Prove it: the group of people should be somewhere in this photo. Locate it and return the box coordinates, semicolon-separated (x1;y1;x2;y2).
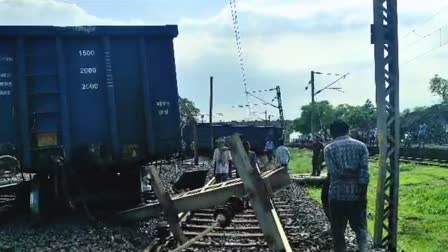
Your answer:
211;120;369;252
211;138;260;183
211;138;290;183
401;123;429;148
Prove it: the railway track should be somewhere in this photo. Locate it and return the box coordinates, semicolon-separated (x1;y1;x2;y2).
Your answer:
370;155;448;168
0;183;17;220
152;196;297;251
139;168;293;252
0;194;15;206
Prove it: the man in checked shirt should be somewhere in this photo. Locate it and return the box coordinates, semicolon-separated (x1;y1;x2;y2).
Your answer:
324;119;369;252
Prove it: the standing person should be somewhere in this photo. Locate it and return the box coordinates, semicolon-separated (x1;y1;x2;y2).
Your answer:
319;147;330;221
212;139;232;183
445;124;448;145
373;128;378;145
275;139;291;171
242;141;260;172
264;139;274;162
369;129;375;145
418;123;428;148
311;137;324;176
404;132;412;148
321;173;331;221
324;119;369;252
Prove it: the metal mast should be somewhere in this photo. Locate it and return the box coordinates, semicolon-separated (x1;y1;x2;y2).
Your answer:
371;0;400;251
275;86;285;138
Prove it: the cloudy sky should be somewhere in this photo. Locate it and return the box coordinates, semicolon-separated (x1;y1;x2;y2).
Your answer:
2;0;448;121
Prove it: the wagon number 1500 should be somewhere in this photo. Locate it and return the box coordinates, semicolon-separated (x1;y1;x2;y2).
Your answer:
79;50;95;56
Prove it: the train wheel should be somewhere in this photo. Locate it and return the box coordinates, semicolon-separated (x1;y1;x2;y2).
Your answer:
15;181;31;214
29;175;52;219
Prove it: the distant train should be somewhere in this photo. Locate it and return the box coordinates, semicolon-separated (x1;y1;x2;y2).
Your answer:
0;25;181;215
183;123;283;155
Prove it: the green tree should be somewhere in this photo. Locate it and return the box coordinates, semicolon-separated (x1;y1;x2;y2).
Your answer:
294;101;336;135
294;100;377;141
179;97;200;122
344;100;376;133
430;75;448;103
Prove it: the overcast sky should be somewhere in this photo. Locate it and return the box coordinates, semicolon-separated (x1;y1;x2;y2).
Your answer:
2;0;448;121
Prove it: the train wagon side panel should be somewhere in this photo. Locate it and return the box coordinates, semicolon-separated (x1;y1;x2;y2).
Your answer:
0;26;180;172
183;124;282;155
0;38;17;157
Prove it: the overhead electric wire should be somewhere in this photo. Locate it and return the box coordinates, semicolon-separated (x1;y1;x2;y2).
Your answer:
248;88;276;93
403;26;443;48
229;0;251;116
245;92;278;108
314;73;350;96
400;5;448;40
403;41;448;65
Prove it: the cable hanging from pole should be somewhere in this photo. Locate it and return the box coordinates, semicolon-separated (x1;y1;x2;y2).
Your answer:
305;71;346;91
247;88;276;93
314;72;350;96
245;92;278;108
229;0;251;117
232;103;269;108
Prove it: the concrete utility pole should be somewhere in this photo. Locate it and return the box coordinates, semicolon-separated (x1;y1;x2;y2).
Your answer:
209;76;214;153
372;0;400;251
310;71;316;141
264;110;268;126
192;119;198;165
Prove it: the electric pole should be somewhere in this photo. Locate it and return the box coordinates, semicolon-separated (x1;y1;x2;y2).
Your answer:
209;76;214;153
264;110;268;126
192;119;198;165
310;71;316;141
308;71;348;141
372;0;400;251
275;86;285;140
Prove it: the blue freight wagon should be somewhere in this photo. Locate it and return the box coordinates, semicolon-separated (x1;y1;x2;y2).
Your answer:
183;123;282;156
0;25;181;215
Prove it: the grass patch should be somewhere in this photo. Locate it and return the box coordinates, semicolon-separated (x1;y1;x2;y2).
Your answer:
290;148;313;174
302;149;448;252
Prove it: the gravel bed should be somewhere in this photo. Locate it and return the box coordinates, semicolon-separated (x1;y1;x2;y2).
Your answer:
0;216;160;251
169;183;385;252
276;183;385;252
1;160;384;252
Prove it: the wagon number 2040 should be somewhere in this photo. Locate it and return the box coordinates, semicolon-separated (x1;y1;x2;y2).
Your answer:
81;83;99;90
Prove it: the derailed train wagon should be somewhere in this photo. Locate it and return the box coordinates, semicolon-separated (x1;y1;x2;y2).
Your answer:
183;123;283;155
0;25;180;215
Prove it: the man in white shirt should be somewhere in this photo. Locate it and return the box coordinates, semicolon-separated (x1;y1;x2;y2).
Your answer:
212;139;233;182
275;140;290;171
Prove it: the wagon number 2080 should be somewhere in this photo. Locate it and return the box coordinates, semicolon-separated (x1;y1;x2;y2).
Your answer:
80;67;97;74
